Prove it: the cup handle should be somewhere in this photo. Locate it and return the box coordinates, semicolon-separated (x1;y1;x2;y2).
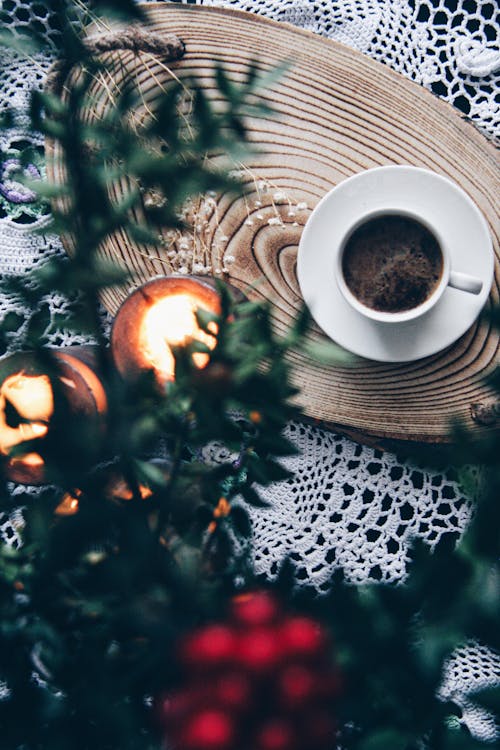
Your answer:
448;271;483;295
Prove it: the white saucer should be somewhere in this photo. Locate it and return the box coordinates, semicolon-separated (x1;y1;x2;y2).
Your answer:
297;166;494;362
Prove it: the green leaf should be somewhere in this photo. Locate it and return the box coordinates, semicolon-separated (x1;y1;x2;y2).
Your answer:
441;724;490;750
358;729;410;750
132;459;169;490
4;398;24;429
22;178;66;200
230;505;252;537
1;311;24;333
240;484;270;508
252;432;299;457
195;308;220;332
260;458;292;482
472;685;500;714
26;303;51;343
34;91;68;118
38;118;66;140
126;222;162;245
0;109;14;129
90;258;131;288
245;58;291;95
215;63;238;101
0;29;41;55
285;305;311;342
188;340;212;356
245;59;259;89
111;188;141;219
246;452;292;485
90;0;145;22
301;337;355;366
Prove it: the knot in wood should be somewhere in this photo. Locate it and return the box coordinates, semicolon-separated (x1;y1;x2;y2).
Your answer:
470;398;500;426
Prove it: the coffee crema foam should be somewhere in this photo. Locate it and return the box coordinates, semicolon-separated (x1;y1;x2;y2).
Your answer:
342;215;443;313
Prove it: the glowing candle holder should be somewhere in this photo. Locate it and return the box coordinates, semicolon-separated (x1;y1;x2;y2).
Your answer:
0;347;107;485
111;276;226;388
54;460;170;516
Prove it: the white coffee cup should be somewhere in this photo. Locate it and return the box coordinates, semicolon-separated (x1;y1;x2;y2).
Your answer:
335;208;483;324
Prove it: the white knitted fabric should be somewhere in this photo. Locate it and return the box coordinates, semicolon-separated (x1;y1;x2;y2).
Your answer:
439;643;500;743
201;424;476;588
0;0;498;743
202;0;500;140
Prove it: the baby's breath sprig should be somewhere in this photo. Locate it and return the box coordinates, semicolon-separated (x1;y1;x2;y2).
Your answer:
155;192;233;277
232;163;308;229
139;166;307;278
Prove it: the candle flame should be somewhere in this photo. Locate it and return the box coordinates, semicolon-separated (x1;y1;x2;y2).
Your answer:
106;478;153;502
0;373;53;464
2;373;53;422
59;376;76;389
55;489;82;516
54;480;153;515
11;452;44;467
139;293;218;381
22;422;48;438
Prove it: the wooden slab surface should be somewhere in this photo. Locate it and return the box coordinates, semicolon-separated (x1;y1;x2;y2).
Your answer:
45;3;500;443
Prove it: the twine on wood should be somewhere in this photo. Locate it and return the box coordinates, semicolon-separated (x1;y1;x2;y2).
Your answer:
45;25;185;96
85;26;185;58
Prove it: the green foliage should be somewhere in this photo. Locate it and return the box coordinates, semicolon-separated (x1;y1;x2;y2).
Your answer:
0;2;498;750
0;2;307;747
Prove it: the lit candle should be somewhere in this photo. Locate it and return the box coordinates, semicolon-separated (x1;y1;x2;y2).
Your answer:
0;371;53;483
0;348;107;485
54;461;169;516
111;276;223;387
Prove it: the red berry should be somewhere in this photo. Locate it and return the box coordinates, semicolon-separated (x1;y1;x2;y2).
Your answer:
215;671;252;710
181;625;237;669
255;718;296;750
237;627;281;673
231;592;279;627
277;664;317;707
180;708;235;750
279;617;326;659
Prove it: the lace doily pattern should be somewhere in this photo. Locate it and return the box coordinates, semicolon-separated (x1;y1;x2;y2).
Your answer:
439;642;500;743
0;0;64;49
0;134;50;225
0;506;24;549
0;10;107;356
201;0;500;139
203;421;475;589
0;49;55;136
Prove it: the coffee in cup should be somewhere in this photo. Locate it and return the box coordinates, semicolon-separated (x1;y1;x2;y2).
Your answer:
341;213;443;313
335;208;483;324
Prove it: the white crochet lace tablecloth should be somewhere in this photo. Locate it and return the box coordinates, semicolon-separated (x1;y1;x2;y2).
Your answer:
0;0;498;742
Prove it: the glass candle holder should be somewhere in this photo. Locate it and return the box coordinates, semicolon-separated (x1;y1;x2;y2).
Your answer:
0;347;107;485
110;276;226;388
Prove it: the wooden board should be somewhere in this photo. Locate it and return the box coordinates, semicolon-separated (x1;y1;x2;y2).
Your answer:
45;3;500;443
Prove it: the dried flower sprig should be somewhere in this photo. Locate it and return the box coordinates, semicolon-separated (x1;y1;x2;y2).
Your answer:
137;165;308;279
